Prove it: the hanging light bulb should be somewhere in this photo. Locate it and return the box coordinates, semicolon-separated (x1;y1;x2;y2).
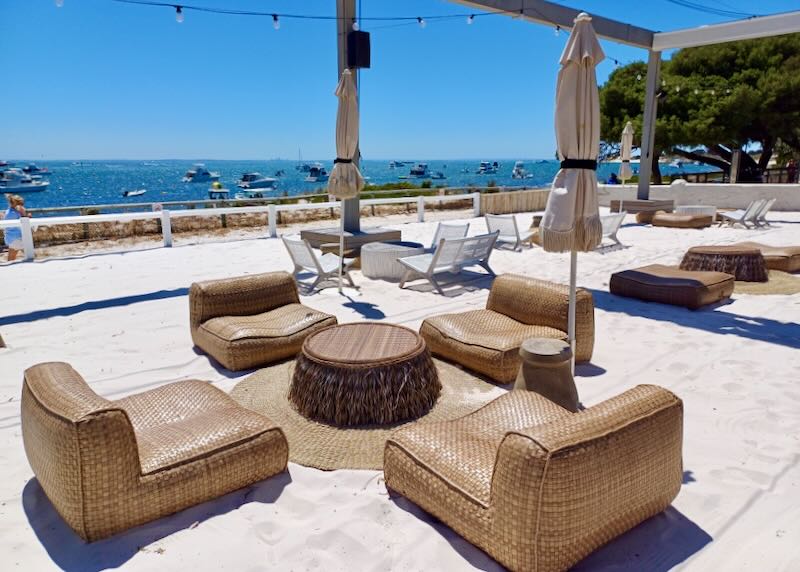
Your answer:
175;6;184;23
467;14;475;25
675;85;681;93
661;78;666;87
417;17;426;29
272;14;280;30
694;88;699;95
55;0;64;7
352;18;359;31
636;73;642;81
554;25;561;37
710;89;716;95
725;88;731;94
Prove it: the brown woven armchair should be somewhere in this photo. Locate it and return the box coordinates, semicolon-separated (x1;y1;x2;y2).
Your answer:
21;362;289;542
420;274;594;383
190;271;337;371
385;385;683;572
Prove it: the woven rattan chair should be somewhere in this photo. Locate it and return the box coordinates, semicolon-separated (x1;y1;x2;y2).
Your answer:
384;384;683;572
420;273;594;383
190;271;337;371
21;362;289;542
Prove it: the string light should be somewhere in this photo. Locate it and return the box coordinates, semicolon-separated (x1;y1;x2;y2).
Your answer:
417;16;426;29
636;73;642;81
55;0;64;7
675;85;681;92
694;88;699;94
467;14;475;25
272;14;280;30
175;5;183;23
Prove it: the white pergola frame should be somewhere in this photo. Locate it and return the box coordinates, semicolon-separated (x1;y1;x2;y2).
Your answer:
335;1;800;228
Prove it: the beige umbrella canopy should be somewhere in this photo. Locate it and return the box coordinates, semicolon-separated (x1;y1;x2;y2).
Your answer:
540;12;604;253
328;69;364;293
539;12;604;369
619;121;634;182
328;69;365;199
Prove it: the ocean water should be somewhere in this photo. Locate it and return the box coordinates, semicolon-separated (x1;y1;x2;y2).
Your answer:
6;159;715;213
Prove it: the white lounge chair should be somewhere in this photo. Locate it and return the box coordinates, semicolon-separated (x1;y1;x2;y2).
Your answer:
754;198;776;227
398;231;499;295
282;236;356;292
599;211;627;246
484;214;534;251
718;199;765;228
428;222;470;251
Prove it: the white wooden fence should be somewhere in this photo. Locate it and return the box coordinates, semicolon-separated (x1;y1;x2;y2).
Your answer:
0;192;481;262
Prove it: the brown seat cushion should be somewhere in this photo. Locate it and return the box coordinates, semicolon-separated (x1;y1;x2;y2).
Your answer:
610;264;734;309
732;242;800;273
652;212;713;229
420;310;567;383
200;303;332;342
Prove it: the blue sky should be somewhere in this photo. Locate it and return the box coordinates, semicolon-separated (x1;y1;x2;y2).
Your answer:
0;0;795;160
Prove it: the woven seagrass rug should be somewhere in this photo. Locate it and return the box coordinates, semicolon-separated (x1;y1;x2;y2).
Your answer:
735;271;800;295
229;358;505;471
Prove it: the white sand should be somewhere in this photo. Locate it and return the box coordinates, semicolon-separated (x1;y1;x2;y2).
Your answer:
1;210;799;570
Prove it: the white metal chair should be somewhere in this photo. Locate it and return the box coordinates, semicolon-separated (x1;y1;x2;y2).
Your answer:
282;236;356;292
428;222;470;251
599;212;627;246
484;214;534;251
754;198;776;227
398;231;499;295
718;199;765;228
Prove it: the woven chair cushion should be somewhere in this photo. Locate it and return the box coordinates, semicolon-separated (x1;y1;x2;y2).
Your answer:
610;264;734;309
651;212;713;228
199;304;333;342
387;391;571;506
732;242;800;273
425;310;566;352
115;380;283;475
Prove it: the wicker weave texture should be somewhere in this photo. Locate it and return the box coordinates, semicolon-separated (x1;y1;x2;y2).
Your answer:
680;248;768;282
190;272;337;370
21;362;289;542
719;242;800;273
610;265;735;310
384;384;683;572
421;274;594;383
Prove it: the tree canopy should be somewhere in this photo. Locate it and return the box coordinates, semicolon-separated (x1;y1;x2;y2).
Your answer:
599;34;800;182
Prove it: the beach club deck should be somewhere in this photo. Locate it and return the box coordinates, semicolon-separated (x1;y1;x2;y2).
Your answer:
1;210;799;570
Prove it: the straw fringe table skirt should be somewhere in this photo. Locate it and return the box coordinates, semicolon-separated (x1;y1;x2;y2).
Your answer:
680;246;768;282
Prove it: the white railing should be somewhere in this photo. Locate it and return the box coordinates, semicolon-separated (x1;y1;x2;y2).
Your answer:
0;192;481;262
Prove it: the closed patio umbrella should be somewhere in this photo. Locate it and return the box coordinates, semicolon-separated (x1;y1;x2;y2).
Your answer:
328;69;365;293
539;12;604;369
619;120;634;189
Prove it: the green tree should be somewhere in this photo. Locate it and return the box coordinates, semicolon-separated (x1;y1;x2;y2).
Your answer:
600;35;800;183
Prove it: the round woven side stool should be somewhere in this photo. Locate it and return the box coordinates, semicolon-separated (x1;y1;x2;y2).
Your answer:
513;338;579;412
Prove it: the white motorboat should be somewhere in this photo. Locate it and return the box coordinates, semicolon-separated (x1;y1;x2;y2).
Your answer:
208;182;231;200
234;188;269;200
476;161;499;174
22;163;51;176
237;172;278;189
122;189;147;197
304;164;329;183
430;170;446;180
0;168;49;192
182;163;220;183
408;163;430;178
389;160;408;169
511;161;528;179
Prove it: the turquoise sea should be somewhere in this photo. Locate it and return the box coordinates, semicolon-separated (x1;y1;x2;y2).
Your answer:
6;159;716;213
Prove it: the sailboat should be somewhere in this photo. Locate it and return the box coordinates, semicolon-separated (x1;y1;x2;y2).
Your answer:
295;148;313;173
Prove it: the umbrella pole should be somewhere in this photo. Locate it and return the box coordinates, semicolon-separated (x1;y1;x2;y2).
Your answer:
338;205;344;295
568;249;577;374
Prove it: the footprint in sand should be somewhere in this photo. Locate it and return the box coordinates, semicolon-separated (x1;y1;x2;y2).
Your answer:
710;467;772;487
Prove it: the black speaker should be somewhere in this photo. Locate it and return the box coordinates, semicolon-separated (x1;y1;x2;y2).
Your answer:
347;31;371;69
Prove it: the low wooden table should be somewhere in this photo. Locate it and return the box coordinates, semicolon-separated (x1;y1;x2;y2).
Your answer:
514;338;578;412
680;246;768;282
290;323;440;426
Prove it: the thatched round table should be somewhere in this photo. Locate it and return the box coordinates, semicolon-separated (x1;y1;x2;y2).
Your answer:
680;246;768;282
290;323;440;427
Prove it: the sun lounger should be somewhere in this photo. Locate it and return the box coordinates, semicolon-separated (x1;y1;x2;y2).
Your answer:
283;236;357;291
484;214;534;251
190;271;337;370
384;384;683;572
398;231;498;295
754;198;776;227
599;211;626;245
718;199;765;228
652;211;714;229
610;264;735;309
428;221;470;251
729;241;800;272
21;362;289;541
419;273;594;382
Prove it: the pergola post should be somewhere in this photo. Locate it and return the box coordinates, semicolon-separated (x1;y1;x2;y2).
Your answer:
637;50;661;200
336;0;360;233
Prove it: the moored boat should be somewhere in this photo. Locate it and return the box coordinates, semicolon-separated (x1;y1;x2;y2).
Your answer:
182;163;220;183
304;164;329;183
237;172;278;189
0;168;49;192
